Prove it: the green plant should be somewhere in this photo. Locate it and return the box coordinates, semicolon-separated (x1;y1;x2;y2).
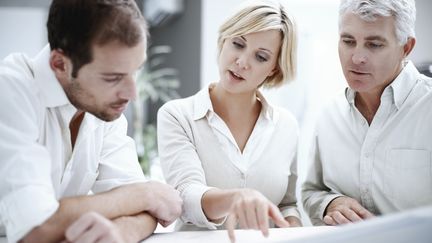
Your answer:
132;45;180;175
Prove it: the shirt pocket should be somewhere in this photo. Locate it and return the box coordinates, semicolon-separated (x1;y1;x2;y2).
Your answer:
384;149;432;208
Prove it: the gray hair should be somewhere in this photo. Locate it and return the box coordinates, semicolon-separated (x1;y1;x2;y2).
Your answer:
339;0;416;45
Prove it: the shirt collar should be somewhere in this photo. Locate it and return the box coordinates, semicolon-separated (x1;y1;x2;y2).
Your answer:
32;44;71;109
192;83;215;120
388;60;420;109
192;83;275;122
344;60;420;109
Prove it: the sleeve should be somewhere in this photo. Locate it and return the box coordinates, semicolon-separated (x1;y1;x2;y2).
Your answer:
92;115;146;194
301;131;343;225
279;147;301;220
277;116;301;220
157;103;220;229
0;74;59;242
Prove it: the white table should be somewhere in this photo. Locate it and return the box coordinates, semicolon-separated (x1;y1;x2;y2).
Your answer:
2;206;431;243
144;226;335;243
144;206;432;243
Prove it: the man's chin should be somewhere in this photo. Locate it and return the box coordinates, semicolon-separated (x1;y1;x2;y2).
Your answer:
93;112;122;122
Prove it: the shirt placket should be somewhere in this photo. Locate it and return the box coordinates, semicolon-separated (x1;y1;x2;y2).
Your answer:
358;97;391;214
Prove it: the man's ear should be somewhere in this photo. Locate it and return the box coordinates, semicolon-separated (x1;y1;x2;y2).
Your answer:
403;37;416;58
49;49;72;83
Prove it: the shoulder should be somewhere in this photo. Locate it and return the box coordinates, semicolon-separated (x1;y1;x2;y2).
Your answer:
158;95;195;118
274;106;299;130
1;53;35;90
313;91;349;133
0;53;40;109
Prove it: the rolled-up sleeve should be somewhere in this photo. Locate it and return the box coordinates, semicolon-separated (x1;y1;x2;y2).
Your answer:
157;103;219;229
0;75;59;242
92;115;146;194
301;132;343;225
278;120;301;220
279;147;301;220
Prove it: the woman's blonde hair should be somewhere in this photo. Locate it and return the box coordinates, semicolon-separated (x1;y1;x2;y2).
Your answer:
217;0;297;87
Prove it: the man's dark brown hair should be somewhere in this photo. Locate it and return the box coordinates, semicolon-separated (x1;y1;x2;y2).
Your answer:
47;0;148;77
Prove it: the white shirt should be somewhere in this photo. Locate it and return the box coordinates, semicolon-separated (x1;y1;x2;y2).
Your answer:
0;46;145;242
157;84;300;231
302;61;432;225
207;84;275;172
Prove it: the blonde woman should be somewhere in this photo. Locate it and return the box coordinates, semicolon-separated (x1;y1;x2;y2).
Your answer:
157;0;301;241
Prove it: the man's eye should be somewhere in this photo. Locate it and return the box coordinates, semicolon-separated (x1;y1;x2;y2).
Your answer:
342;39;355;45
103;76;122;82
368;43;384;49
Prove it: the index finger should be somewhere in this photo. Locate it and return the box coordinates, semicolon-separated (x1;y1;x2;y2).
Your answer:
268;204;290;228
256;203;269;237
225;214;237;243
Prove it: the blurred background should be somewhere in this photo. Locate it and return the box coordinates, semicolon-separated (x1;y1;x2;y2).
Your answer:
1;0;431;226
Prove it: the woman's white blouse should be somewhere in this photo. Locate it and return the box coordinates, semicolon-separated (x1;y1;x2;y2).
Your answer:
157;84;300;230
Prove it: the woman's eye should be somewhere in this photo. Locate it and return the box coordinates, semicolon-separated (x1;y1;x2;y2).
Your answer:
233;41;244;49
256;54;268;62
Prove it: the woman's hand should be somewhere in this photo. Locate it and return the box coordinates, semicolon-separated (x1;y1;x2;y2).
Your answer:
225;189;290;243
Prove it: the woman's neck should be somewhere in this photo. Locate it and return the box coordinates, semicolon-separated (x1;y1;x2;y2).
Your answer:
210;83;260;119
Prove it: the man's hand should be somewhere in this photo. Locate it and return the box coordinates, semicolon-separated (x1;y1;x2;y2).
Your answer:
323;196;375;225
225;189;290;243
144;181;183;227
65;212;124;243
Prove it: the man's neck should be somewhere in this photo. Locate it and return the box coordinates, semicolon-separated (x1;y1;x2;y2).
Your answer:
69;111;85;149
355;91;382;125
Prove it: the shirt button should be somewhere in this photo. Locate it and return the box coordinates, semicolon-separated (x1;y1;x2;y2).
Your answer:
364;152;370;158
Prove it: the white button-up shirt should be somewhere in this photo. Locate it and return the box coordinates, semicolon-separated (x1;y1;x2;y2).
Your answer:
158;84;300;230
302;61;432;225
0;46;145;242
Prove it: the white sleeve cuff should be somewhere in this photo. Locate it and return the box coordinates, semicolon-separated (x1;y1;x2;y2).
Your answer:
0;186;59;243
179;184;223;229
280;206;301;220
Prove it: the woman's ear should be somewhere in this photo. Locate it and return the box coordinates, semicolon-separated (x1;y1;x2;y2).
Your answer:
268;67;279;77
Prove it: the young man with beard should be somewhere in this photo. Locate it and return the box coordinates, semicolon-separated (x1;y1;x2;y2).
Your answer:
0;0;182;242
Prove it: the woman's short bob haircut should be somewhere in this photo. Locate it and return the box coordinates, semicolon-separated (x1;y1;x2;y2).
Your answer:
217;0;297;88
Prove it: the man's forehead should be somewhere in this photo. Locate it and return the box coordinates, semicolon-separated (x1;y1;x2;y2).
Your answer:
340;32;388;42
339;13;395;40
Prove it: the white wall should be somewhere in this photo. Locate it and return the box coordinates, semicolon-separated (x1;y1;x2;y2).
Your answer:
0;7;47;59
410;0;432;64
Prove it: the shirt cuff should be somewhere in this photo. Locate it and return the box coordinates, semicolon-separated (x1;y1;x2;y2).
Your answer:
318;193;344;221
280;206;301;220
179;183;223;229
0;186;59;243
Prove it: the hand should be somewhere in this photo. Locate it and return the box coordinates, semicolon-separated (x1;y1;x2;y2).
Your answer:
65;212;124;243
225;189;290;243
144;181;183;227
323;196;375;225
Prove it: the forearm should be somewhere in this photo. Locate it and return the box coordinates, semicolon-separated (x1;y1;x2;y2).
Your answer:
201;188;239;221
114;212;158;243
21;182;152;242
